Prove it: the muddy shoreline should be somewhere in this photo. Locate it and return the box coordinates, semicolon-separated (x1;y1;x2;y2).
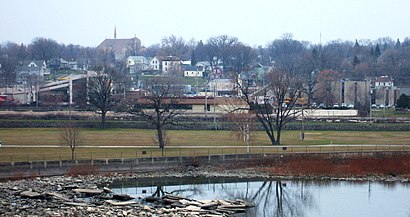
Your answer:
1;152;410;216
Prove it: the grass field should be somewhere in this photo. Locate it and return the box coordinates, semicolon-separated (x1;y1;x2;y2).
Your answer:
0;128;409;162
371;108;410;118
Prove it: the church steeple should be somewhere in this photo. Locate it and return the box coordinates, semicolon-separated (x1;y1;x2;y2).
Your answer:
114;25;117;39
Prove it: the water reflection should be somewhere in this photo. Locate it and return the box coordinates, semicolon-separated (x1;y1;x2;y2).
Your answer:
219;180;316;217
111;178;410;217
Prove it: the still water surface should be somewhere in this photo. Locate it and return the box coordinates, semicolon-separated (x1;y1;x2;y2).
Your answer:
111;177;410;217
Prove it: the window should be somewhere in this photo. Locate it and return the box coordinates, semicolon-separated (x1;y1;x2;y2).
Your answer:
205;104;210;111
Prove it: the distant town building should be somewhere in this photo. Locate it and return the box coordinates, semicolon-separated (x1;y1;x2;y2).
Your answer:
97;27;141;61
126;56;149;73
147;56;182;74
183;65;204;77
17;60;49;78
373;76;399;107
208;79;236;96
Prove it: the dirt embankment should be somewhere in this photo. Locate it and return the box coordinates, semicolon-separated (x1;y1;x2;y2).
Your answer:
229;152;410;179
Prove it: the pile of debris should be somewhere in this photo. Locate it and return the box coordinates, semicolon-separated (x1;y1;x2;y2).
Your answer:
145;194;254;216
1;178;254;217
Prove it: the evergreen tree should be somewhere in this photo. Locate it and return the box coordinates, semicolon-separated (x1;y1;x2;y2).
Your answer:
396;94;409;109
352;55;361;68
395;39;401;49
374;44;381;57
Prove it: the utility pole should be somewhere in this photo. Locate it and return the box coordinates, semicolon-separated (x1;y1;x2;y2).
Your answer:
300;108;305;141
69;77;72;121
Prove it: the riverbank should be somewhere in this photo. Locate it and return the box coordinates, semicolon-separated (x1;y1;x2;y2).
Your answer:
1;166;409;216
1;152;410;216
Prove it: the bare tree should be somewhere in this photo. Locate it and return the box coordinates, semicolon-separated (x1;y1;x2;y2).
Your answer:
60;124;81;160
267;33;307;75
128;76;185;155
29;37;61;62
206;35;239;71
87;65;117;128
226;43;257;74
314;69;341;107
0;57;17;89
160;35;189;59
236;69;304;145
226;112;256;147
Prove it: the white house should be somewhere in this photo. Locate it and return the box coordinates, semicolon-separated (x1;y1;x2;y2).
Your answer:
184;65;204;77
161;56;181;73
18;60;49;77
149;57;161;71
195;61;212;71
127;56;149;73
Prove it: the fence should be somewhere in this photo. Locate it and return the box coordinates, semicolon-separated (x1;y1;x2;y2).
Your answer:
1;144;410;163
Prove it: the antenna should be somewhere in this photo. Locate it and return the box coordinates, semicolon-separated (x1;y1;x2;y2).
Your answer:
114;25;117;39
320;32;322;45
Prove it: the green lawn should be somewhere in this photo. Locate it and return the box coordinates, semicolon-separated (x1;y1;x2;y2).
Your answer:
1;128;409;146
371;108;410;118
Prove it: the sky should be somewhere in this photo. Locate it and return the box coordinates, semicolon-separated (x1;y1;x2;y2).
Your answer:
1;0;409;47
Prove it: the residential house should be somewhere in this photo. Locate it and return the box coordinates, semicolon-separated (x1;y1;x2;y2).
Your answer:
161;56;181;74
183;65;204;77
127;56;149;73
148;56;182;74
68;60;79;70
149;57;161;71
17;60;49;78
48;58;78;71
195;61;212;72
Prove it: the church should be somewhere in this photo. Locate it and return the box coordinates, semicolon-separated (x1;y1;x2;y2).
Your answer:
97;27;142;61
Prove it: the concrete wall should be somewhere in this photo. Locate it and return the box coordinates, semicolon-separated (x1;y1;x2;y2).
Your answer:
0;154;256;179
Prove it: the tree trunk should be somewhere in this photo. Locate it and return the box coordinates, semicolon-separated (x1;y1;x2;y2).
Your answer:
71;148;75;160
269;133;278;145
101;111;106;129
276;128;282;145
156;125;165;156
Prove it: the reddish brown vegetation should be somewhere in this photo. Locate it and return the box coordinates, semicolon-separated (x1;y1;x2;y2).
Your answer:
236;152;410;178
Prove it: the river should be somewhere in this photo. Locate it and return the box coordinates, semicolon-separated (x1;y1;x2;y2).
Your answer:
111;176;410;217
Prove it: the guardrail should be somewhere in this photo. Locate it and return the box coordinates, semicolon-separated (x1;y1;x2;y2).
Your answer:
1;144;409;163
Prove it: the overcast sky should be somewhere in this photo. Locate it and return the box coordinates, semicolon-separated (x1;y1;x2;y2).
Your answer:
1;0;409;47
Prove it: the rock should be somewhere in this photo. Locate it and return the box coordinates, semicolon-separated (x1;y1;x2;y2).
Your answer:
105;200;138;206
63;202;89;206
112;194;134;201
103;187;113;193
143;205;152;211
46;192;71;202
72;188;103;195
144;196;160;203
87;207;96;212
20;190;42;198
199;201;218;209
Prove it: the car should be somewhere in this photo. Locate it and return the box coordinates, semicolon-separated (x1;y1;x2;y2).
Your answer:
379;104;385;108
333;104;339;108
318;103;325;109
347;104;354;109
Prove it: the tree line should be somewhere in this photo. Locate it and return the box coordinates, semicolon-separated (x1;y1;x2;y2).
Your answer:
1;34;410;85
